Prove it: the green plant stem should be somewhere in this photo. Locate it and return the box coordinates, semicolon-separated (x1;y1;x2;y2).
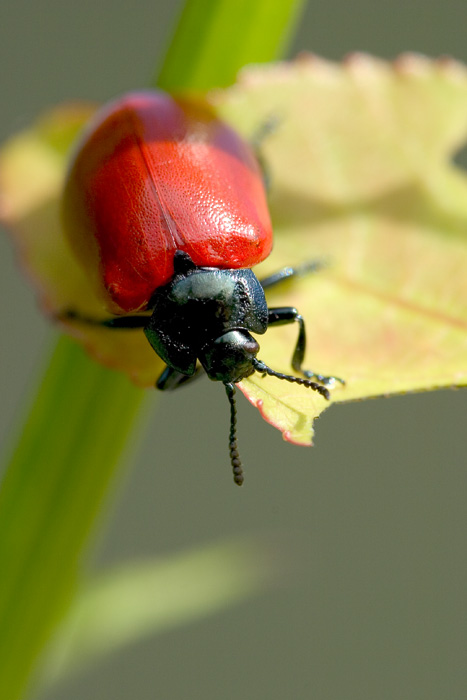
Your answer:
157;0;306;90
0;337;145;698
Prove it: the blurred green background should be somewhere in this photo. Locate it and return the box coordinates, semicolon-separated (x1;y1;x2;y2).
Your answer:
1;1;466;699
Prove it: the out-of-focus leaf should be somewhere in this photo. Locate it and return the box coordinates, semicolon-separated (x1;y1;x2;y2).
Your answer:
42;539;276;686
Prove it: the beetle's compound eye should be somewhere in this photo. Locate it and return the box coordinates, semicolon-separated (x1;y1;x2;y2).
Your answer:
200;331;259;383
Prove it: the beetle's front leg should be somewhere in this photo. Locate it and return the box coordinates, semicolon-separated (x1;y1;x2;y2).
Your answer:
259;259;326;290
156;364;204;390
267;307;344;386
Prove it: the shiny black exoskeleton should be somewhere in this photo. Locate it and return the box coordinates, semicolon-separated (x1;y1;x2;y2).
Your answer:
62;251;342;485
145;251;268;386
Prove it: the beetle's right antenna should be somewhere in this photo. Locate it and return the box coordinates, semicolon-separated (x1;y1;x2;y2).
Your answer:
252;358;331;400
224;383;244;486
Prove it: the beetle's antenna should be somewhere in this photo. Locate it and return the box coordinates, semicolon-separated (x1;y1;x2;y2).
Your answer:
252;358;331;400
224;383;244;486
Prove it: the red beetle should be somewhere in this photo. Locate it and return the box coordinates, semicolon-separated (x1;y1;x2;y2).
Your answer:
62;91;338;485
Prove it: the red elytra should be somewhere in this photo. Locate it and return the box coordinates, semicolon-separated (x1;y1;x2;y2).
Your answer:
62;91;273;314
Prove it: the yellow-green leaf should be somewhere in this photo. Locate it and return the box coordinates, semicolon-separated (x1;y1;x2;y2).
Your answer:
210;54;467;443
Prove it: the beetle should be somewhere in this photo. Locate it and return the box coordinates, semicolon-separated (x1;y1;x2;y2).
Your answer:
61;90;341;485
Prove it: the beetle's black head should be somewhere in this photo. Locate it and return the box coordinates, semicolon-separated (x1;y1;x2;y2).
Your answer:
199;330;259;383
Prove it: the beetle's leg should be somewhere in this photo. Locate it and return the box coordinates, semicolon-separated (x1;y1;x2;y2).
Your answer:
260;259;327;290
251;115;280;150
267;306;344;386
250;115;280;191
156;364;204;391
58;310;150;329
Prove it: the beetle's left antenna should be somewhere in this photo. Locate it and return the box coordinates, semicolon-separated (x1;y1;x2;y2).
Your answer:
224;383;244;486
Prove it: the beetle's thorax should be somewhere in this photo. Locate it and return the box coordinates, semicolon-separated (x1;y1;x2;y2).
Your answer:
144;252;268;383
